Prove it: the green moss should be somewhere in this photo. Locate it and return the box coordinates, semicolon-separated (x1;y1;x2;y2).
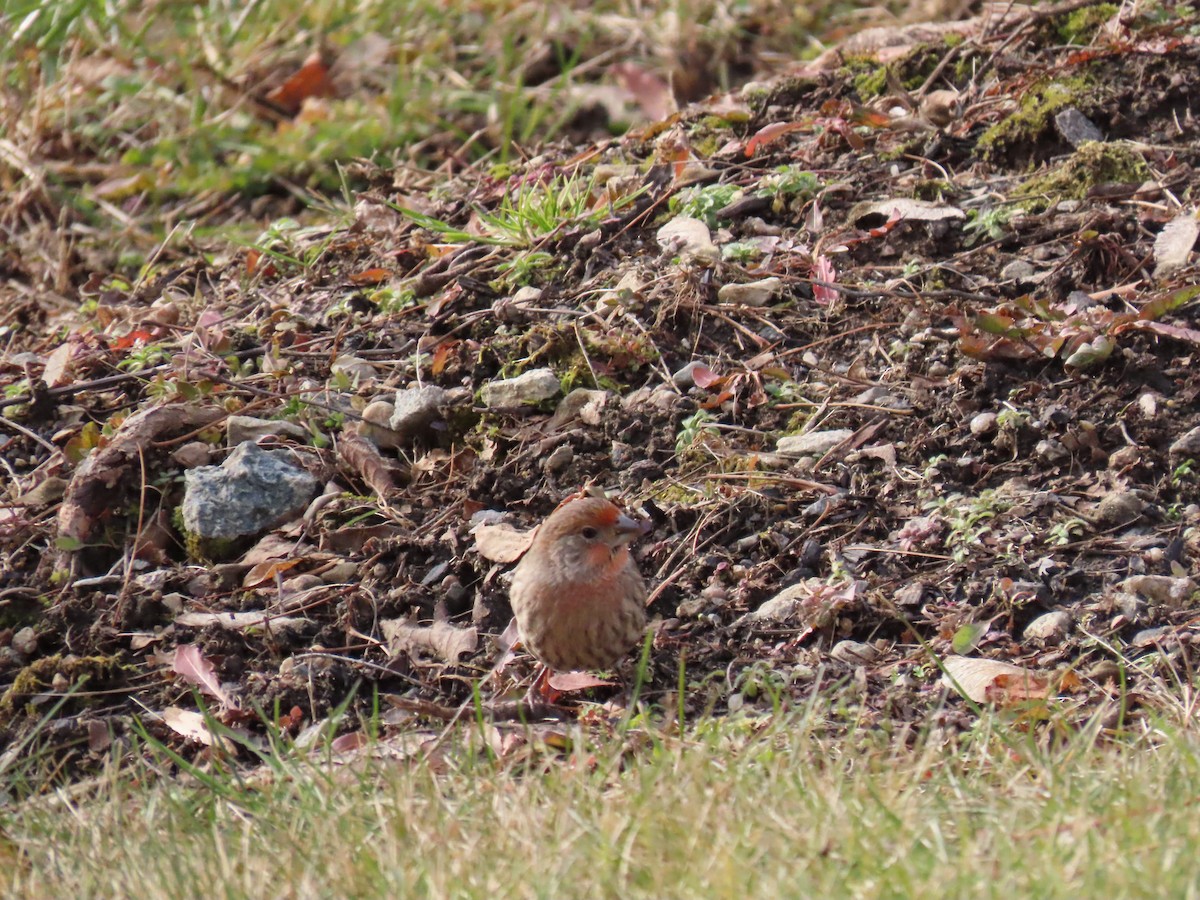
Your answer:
0;655;122;721
1017;141;1150;208
1057;4;1119;43
978;75;1096;160
848;58;889;99
912;179;953;202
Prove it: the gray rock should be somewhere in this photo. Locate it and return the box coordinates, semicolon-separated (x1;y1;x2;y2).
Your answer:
1000;260;1037;283
11;627;37;656
547;389;609;429
1116;574;1196;610
1054;107;1105;146
480;368;561;408
543;444;574;475
227;415;308;446
1094;491;1145;527
1023;610;1073;643
672;361;707;389
777;430;852;457
830;640;880;664
182;442;318;540
1034;439;1070;466
1170;425;1200;458
717;276;784;307
389;385;449;439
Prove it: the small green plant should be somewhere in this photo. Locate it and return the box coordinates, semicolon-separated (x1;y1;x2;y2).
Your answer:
1171;459;1195;487
1048;517;1087;546
117;342;169;372
495;250;555;288
675;409;720;455
926;489;1009;564
963;206;1016;245
372;287;419;314
721;241;761;263
670;183;741;228
758;165;821;200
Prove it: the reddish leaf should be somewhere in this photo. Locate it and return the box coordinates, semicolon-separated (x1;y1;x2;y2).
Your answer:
172;644;232;707
690;364;722;389
266;51;334;116
745;121;807;156
350;268;392;285
547;671;614;693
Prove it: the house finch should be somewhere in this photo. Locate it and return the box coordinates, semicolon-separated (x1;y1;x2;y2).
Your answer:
509;495;648;672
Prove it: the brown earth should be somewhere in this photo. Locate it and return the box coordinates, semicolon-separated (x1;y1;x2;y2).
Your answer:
3;0;1200;776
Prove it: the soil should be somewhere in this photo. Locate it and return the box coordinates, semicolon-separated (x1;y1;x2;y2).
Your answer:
4;1;1200;774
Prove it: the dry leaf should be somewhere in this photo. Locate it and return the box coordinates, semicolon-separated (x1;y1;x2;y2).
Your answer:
161;706;232;751
382;620;478;665
176;610;310;633
547;671;614;692
942;656;1049;704
172;644;233;707
1153;212;1199;276
473;522;535;563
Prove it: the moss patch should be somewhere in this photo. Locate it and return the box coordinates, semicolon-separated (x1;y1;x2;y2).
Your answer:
1016;141;1150;208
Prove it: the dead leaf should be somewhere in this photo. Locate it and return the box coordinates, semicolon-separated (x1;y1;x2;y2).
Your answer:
266;51;334;116
473;521;535;563
161;706;232;751
848;198;965;227
942;656;1050;705
381;619;478;665
43;343;75;388
175;610;311;633
1153;212;1199;276
547;671;614;692
242;557;304;589
172;644;233;707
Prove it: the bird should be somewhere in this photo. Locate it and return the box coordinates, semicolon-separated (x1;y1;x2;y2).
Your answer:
508;494;648;673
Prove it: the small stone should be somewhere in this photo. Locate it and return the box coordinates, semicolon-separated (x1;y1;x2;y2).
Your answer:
1117;574;1195;610
389;385;448;439
1054;107;1105;147
172;441;213;469
777;430;852;457
547;389;609;429
672;361;707;389
330;354;377;383
544;444;574;475
11;627;37;656
1094;491;1145;527
1132;626;1169;648
1023;610;1073;643
480;368;561;408
1108;445;1140;470
227;415;309;446
970;412;998;436
1000;260;1037;283
830;640;880;665
717;276;784;307
1034;439;1070;465
1170;425;1200;458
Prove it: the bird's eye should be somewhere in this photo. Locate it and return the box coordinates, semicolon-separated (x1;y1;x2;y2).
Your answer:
580;526;599;540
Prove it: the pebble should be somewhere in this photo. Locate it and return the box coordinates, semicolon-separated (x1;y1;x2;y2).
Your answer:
1023;610;1073;643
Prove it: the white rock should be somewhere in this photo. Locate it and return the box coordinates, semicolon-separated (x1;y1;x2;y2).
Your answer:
717;276;784;307
481;368;561;408
1023;610;1073;643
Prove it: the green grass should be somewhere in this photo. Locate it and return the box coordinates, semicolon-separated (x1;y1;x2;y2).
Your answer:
5;707;1200;898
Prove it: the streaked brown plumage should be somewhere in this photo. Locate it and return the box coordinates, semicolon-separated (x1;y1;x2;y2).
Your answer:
509;496;648;671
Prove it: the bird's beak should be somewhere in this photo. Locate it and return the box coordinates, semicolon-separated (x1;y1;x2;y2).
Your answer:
613;513;646;544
